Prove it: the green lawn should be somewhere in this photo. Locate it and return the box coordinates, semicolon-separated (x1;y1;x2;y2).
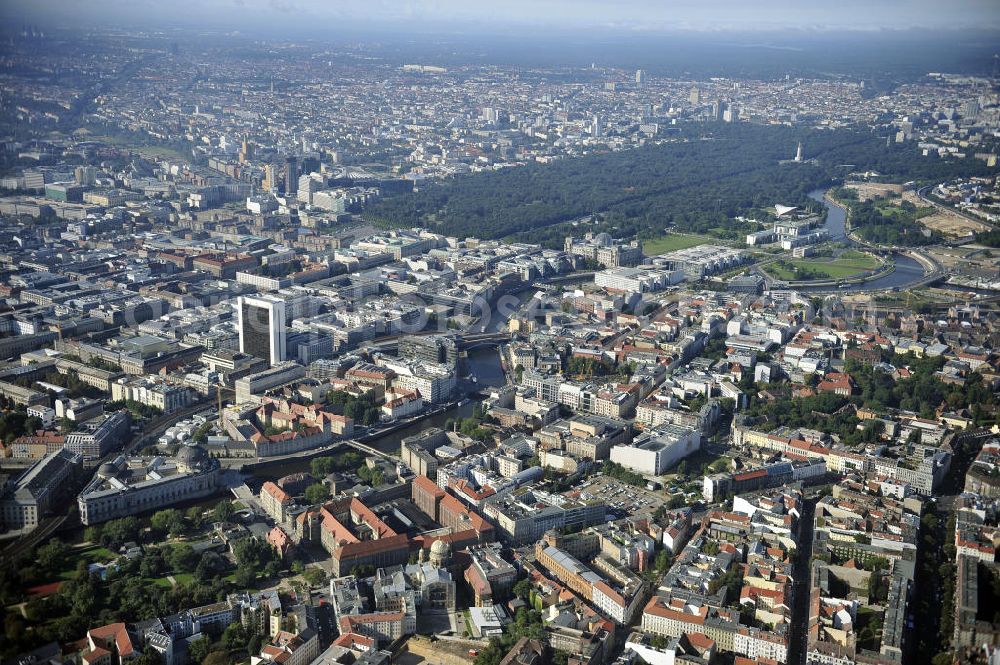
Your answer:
463;609;474;638
765;254;881;281
707;456;733;474
80;545;116;560
642;233;710;255
875;200;935;220
57;545;118;580
839;249;869;260
149;576;174;588
134;145;190;162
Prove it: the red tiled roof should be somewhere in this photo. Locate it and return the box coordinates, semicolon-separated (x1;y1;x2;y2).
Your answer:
88;622;135;657
338;611;405;633
262;481;292;504
642;598;707;625
413;475;446;498
332;633;375;650
683;632;715;651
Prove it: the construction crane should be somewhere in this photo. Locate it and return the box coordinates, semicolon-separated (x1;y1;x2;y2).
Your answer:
216;383;236;417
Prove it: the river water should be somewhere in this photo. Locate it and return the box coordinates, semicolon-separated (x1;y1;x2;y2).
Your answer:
248;346;505;478
368;346;505;451
811;189;847;241
798;189;926;293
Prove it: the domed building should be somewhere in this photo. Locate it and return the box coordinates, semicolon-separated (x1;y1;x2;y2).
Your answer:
97;461;121;479
77;442;221;526
564;232;644;269
375;540;457;615
176;443;213;474
429;538;452;568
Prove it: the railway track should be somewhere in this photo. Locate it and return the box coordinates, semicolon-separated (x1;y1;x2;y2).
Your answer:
0;398;214;560
1;513;69;560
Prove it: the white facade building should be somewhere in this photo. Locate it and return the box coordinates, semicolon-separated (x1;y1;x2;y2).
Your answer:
238;295;287;366
610;424;701;475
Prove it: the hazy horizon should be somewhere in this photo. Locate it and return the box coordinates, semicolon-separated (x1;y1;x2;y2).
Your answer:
4;0;1000;35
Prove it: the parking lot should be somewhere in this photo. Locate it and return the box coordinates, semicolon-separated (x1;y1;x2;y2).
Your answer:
577;476;675;519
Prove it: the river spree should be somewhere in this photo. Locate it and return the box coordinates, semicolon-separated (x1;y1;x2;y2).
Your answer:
801;189;926;293
248;346;505;478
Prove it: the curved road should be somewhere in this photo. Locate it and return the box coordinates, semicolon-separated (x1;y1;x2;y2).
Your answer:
916;184;997;234
760;189;948;295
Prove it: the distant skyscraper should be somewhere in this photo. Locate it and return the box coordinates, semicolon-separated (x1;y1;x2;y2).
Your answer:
284;156;298;196
238;296;287;366
711;100;725;121
74;165;96;186
300;155;320;175
962;99;980;120
298;173;320;204
635;69;645;84
262;164;277;193
689;85;700;106
239;138;254;164
795;142;803;162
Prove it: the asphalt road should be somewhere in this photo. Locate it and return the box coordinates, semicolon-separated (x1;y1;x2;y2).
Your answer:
786;498;817;665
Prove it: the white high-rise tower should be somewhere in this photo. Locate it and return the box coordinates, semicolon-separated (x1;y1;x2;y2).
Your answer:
238;295;287;366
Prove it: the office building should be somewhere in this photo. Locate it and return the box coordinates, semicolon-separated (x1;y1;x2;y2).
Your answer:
482;488;605;546
63;411;132;459
465;543;517;606
401;428;450;480
564;233;643;268
610;424;701;476
285;156;298;196
239;296;287;366
234;362;306;404
594;267;682;293
398;335;460;369
111;376;195;414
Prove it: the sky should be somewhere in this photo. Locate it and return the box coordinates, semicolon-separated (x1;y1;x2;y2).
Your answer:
6;0;1000;33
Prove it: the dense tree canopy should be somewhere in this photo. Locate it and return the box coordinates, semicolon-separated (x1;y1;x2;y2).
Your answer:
745;353;1000;442
364;123;995;247
832;190;941;246
473;607;546;665
310;451;364;476
326;390;380;426
303;483;330;504
972;228;1000;247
